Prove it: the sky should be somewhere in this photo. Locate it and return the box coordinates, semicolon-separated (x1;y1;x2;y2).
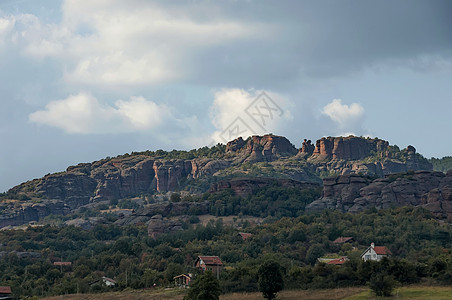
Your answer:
0;0;451;192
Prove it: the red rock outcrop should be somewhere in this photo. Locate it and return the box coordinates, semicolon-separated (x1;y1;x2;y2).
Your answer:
307;171;452;220
312;136;389;160
300;139;315;156
226;134;297;162
4;134;434;227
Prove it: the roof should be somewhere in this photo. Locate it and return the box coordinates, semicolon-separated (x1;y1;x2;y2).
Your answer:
173;274;192;279
197;256;223;265
361;244;392;257
0;286;11;294
373;246;392;255
53;261;72;266
332;237;353;244
102;276;117;284
238;232;253;240
327;257;349;265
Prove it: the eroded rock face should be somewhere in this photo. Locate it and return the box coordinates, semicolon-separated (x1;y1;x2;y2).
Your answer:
209;178;320;197
226;134;298;162
306;137;432;177
300;139;315;156
0;200;69;228
307;171;452;220
311;136;389;160
5;135;434;228
114;201;209;226
147;214;183;238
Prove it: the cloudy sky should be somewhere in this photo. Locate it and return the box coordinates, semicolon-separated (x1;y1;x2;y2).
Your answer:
1;0;451;192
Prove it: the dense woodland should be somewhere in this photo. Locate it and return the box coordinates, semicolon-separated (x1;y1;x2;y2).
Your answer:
1;184;452;299
430;156;452;172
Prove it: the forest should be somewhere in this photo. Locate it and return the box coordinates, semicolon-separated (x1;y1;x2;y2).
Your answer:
1;201;451;298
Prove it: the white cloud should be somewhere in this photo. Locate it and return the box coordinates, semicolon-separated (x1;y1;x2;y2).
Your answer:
321;99;365;135
8;0;264;86
0;15;16;46
29;92;173;134
209;88;293;143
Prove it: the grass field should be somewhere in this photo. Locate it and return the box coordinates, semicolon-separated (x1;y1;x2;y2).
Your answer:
43;287;365;300
345;286;452;300
42;286;452;300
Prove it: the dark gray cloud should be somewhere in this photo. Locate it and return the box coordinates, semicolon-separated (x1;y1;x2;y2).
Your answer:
1;0;452;192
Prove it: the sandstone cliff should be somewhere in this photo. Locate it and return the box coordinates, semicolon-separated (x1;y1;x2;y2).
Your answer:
226;134;298;162
307;170;452;220
1;134;435;227
300;136;432;177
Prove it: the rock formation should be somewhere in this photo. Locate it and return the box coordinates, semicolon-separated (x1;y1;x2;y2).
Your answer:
209;178;320;197
0;200;69;228
307;170;452;220
225;134;298;162
1;134;436;228
304;136;432;177
300;139;315;156
114;201;209;226
147;214;183;238
311;136;389;160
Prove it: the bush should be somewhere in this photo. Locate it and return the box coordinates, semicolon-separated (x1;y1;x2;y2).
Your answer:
369;272;398;297
258;260;284;300
184;271;221;300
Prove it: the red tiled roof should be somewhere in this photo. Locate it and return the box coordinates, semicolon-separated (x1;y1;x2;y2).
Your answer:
0;286;12;294
327;257;349;265
333;237;353;244
239;232;253;240
198;256;223;265
373;246;392;255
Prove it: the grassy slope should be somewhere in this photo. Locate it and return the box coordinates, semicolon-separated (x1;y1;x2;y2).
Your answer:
345;286;452;300
42;287;365;300
41;286;452;300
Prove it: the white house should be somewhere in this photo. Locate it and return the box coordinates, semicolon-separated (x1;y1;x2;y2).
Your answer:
102;276;117;287
361;243;392;262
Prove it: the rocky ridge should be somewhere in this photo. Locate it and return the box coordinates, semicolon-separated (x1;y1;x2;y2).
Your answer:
1;134;435;227
307;170;452;220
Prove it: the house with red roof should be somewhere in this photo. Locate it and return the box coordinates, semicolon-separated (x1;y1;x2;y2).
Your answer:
332;237;354;244
238;232;253;241
194;256;223;277
173;274;192;287
361;243;392;262
0;286;12;300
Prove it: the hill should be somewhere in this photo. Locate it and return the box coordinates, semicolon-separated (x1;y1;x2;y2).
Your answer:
0;134;435;228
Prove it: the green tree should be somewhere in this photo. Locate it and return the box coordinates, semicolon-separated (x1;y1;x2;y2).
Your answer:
258;260;284;300
184;271;221;300
368;272;397;297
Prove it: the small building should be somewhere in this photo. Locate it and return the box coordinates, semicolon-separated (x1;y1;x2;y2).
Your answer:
361;243;392;262
332;237;354;244
194;256;223;278
88;276;117;287
0;286;12;300
102;276;117;287
238;232;253;241
173;274;192;288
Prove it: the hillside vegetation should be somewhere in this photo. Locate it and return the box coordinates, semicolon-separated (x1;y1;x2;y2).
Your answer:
1;205;451;299
430;156;452;172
